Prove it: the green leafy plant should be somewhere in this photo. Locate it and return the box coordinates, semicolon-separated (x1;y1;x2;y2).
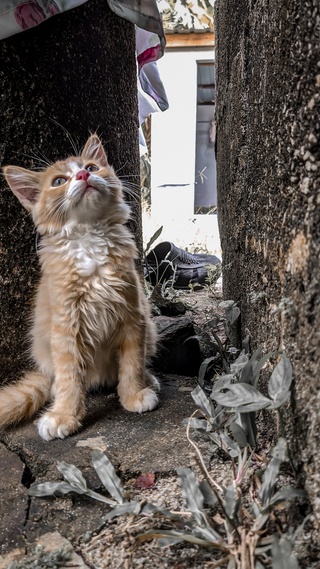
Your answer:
28;352;305;569
144;226;163;257
195;300;242;383
28;313;306;569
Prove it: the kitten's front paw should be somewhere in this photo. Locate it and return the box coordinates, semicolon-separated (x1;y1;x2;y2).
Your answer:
37;412;81;441
120;387;159;413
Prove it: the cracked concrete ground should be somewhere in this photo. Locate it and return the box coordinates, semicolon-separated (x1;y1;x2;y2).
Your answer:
0;374;204;565
0;290;221;567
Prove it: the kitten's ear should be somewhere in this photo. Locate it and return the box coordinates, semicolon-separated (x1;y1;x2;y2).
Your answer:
81;134;109;167
3;166;41;212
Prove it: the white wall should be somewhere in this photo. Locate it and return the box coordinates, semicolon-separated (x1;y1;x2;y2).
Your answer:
145;45;221;257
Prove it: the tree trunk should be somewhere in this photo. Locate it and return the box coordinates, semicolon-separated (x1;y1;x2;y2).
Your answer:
0;0;141;384
215;0;320;525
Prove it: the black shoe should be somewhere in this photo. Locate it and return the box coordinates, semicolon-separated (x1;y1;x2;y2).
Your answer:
145;241;221;289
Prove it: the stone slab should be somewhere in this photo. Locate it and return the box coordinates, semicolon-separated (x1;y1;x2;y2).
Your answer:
0;444;29;553
0;531;90;569
0;375;199;551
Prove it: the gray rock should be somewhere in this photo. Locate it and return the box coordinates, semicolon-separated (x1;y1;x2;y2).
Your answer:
152;316;202;376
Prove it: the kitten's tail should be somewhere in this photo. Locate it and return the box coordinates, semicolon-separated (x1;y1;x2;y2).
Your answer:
0;371;51;428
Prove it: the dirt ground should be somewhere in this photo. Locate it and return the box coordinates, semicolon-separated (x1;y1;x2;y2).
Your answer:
0;285;317;569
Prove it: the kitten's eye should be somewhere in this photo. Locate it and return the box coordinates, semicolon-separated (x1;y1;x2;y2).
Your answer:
52;177;67;187
85;164;99;173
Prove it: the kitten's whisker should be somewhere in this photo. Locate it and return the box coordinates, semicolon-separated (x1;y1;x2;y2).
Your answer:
116;174;141;180
33;148;52;167
117;172;141;177
106;181;140;204
115;162;129;175
117;179;141;189
122;192;139;204
47;117;80;156
108;179;140;191
11;151;51;168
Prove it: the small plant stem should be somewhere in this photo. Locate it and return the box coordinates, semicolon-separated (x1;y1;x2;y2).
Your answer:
207;554;232;568
276;410;297;474
187;411;224;494
248;531;259;569
276;409;286;439
186;411;242;543
240;527;251;569
232;458;236;481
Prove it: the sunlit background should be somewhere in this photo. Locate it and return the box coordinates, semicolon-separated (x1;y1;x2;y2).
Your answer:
141;0;219;256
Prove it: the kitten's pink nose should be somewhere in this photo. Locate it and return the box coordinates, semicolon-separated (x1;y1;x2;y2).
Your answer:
76;169;90;181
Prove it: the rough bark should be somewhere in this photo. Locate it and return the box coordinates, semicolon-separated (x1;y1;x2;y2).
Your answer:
0;0;141;384
215;0;320;526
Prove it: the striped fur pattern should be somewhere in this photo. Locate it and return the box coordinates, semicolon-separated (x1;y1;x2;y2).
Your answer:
1;135;159;441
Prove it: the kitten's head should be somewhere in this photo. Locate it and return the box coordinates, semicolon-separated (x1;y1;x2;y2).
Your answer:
3;134;130;234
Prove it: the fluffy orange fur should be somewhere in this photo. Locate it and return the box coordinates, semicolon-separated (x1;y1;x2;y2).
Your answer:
1;134;159;441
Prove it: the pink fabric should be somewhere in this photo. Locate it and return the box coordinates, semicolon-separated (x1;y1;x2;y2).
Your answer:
137;44;162;70
15;1;58;30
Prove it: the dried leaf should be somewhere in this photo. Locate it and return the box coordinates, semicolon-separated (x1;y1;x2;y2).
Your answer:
91;450;124;503
134;472;156;489
57;461;88;492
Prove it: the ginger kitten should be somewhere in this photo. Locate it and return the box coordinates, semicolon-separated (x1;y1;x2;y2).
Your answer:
1;134;159;441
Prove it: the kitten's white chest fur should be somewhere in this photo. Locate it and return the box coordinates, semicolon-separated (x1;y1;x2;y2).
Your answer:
63;226;109;277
